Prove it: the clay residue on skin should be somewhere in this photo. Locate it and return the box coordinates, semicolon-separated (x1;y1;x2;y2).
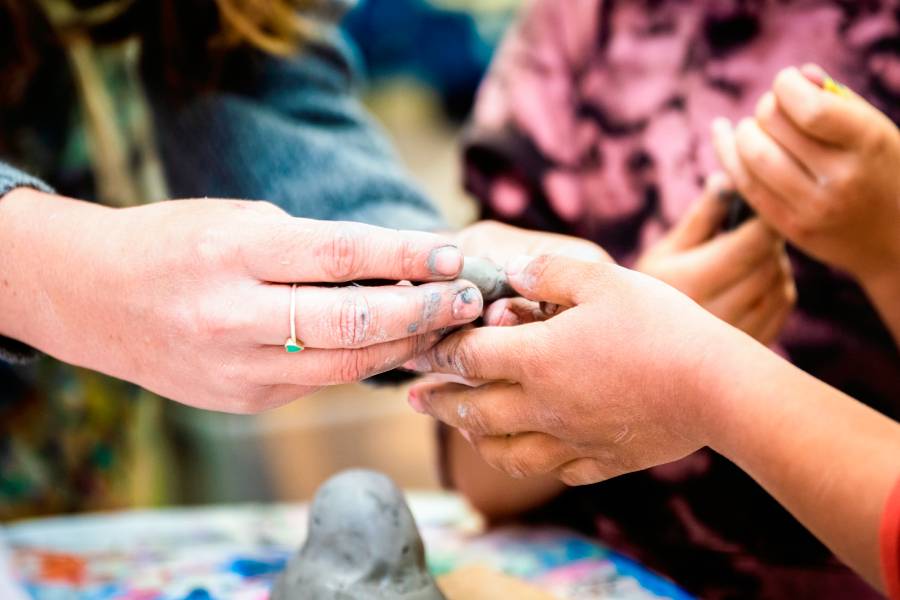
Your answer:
421;290;442;327
271;469;446;600
457;287;478;305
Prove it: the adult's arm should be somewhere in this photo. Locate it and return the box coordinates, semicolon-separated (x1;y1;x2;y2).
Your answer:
0;161;55;363
0;184;482;412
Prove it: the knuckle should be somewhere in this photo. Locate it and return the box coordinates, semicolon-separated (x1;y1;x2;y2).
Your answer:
527;254;554;282
559;459;606;486
736;170;759;198
458;401;490;435
336;348;373;383
443;337;478;378
332;293;372;347
414;329;443;355
398;236;418;277
797;101;829;132
189;300;248;340
321;224;364;281
828;164;859;198
217;358;248;388
225;388;271;415
190;224;240;268
542;408;567;435
251;200;285;216
500;451;534;479
782;211;816;241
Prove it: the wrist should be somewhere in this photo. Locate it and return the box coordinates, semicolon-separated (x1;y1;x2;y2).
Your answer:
0;189;113;349
686;324;788;458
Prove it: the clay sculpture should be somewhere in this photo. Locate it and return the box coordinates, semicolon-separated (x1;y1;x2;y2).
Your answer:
271;469;446;600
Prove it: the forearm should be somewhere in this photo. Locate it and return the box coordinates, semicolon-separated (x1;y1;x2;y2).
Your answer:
707;335;900;589
448;428;565;521
0;188;112;350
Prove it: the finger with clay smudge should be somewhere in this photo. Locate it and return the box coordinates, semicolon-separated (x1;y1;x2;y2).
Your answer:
460;256;516;302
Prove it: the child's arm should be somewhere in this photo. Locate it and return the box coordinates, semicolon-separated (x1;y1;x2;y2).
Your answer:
713;64;900;345
408;255;900;592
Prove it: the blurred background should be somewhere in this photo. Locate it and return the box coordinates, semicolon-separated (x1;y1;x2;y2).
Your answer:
152;0;521;506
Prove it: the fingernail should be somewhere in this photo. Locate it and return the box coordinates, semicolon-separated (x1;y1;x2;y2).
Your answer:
452;287;483;321
429;245;463;277
801;63;828;85
505;255;534;278
408;389;426;414
459;429;473;444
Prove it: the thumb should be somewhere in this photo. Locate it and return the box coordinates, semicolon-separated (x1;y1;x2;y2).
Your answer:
505;254;603;307
666;172;730;250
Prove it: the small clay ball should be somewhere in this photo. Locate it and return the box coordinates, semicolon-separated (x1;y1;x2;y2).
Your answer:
460;257;515;303
271;469;445;600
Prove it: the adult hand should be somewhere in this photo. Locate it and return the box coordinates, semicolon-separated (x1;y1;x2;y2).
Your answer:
406;254;736;485
636;173;795;345
0;191;483;413
453;220;612;326
713;64;900;284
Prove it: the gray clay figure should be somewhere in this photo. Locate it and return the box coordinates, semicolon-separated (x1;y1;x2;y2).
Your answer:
271;469;446;600
460;256;515;303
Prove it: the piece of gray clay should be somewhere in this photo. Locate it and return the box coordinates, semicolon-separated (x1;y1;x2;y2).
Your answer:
271;469;446;600
460;256;515;303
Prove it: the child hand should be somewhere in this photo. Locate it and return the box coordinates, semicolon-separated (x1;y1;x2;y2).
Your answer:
713;65;900;284
636;173;795;345
406;255;740;486
454;221;612;326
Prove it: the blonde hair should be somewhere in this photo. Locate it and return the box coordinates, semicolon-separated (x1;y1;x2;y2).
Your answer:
213;0;317;55
0;0;320;106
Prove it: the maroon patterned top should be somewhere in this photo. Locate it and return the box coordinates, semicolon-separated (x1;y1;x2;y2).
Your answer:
461;1;900;598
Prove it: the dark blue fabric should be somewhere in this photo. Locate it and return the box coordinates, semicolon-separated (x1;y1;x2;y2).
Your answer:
148;27;445;231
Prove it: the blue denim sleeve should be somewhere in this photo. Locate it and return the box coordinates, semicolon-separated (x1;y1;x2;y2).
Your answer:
0;161;53;363
148;27;447;232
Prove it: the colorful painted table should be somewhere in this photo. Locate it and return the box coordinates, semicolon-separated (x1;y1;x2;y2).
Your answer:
0;493;692;599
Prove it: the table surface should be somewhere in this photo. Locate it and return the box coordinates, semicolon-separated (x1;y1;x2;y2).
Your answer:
0;493;692;600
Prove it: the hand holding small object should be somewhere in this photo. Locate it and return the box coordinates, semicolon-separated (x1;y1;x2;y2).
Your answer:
0;192;484;413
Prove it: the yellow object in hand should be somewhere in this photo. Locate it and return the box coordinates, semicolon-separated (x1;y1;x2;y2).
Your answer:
823;76;852;98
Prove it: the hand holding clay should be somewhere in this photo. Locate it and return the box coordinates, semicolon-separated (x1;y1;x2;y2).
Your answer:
713;65;900;285
454;220;612;327
272;469;445;600
636;172;795;345
0;191;483;413
406;255;740;486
